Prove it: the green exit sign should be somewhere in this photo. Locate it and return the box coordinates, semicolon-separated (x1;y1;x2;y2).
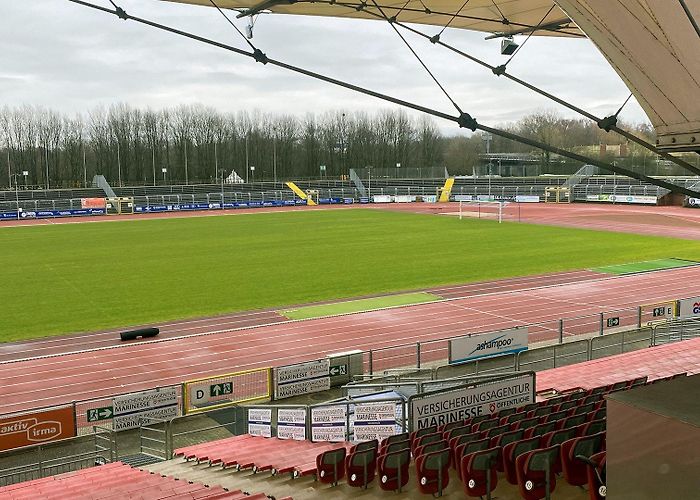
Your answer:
87;406;113;422
210;382;233;397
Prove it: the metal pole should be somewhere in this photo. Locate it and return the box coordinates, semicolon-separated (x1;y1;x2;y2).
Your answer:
83;146;87;187
214;141;219;183
221;170;224;210
245;135;249;183
45;146;50;190
152;147;156;186
599;312;604;336
558;319;564;344
637;306;642;329
184;140;188;185
416;342;421;369
116;141;122;187
273;130;277;184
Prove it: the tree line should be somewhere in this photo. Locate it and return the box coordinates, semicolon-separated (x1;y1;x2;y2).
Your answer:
1;104;694;189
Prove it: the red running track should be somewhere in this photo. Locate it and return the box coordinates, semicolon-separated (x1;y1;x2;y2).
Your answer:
1;265;698;414
0;269;601;363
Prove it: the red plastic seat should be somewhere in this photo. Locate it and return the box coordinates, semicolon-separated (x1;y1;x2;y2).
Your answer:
580;418;606;436
524;421;557;439
513;416;540;431
443;424;473;441
438;420;465;433
380;439;409;456
349;439;377;454
380;432;408;450
489;429;523;472
584;451;606;500
411;432;442;454
558;414;587;430
516;445;560;500
500;411;527;426
502;436;541;485
561;433;605;487
315;447;346;485
345;447;377;489
415;448;451;497
377;449;410;493
414;440;448;460
454;438;490;479
460;446;500;499
409;426;437;447
472;418;500;433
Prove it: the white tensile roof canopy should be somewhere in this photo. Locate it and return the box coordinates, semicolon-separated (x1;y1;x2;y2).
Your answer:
162;0;700;152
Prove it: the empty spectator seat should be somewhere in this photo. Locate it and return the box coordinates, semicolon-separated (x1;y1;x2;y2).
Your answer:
415;448;451;497
377;449;410;493
460;446;500;499
516;445;561;500
316;447;346;486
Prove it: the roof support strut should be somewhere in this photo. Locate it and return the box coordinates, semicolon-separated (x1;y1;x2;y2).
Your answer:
65;0;700;198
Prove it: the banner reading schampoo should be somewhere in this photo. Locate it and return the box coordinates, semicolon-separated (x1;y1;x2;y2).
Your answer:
449;327;528;364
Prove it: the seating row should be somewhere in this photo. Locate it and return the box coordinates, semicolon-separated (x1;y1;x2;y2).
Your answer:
0;462;286;500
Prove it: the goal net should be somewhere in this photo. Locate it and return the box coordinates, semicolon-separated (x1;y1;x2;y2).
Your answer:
458;200;511;223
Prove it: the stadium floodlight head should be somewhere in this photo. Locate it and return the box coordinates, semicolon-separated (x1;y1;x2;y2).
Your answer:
501;37;518;55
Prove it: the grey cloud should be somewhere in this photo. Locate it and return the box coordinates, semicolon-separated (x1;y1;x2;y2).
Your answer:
1;0;649;133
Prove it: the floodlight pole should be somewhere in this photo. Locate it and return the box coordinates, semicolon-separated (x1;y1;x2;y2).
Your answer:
273;127;277;184
220;168;225;210
11;173;20;218
116;141;122;188
245;134;249;183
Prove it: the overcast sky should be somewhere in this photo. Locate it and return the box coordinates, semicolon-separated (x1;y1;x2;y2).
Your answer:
1;0;649;134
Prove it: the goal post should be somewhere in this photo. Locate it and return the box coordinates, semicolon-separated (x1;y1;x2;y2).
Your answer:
544;187;571;203
459;200;506;223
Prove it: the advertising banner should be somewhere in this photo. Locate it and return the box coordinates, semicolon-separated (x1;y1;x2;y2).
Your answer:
277;408;307;440
410;373;534;431
353;402;398;442
585;194;657;204
112;387;179;431
449;327;528;364
0;407;76;452
678;296;700;319
81;198;106;209
275;359;331;400
247;408;272;437
311;406;347;442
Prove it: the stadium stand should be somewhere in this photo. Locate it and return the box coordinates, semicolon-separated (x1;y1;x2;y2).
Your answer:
142;373;681;499
0;461;287;500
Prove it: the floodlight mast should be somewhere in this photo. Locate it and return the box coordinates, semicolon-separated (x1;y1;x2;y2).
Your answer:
63;0;700;198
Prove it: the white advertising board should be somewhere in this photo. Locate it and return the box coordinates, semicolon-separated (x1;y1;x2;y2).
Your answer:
372;195;393;203
247;408;272;437
678;296;700;319
449;327;528;364
277;408;307;440
353;402;398;443
688;198;700;207
585;194;657;205
311;406;346;442
515;195;540;203
111;387;179;431
454;195;474;202
410;374;534;431
112;405;179;432
275;359;331;399
394;195;416;203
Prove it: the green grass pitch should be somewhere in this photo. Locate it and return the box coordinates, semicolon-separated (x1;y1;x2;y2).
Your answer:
2;208;699;342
